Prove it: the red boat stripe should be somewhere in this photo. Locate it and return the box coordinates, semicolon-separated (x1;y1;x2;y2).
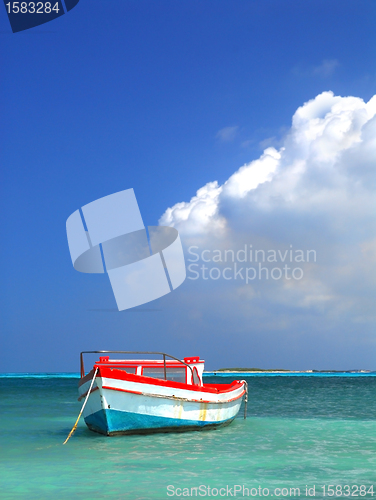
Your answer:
97;366;243;394
101;384;245;404
102;386;143;396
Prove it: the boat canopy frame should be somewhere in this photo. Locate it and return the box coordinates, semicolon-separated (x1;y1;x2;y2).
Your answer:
80;350;195;382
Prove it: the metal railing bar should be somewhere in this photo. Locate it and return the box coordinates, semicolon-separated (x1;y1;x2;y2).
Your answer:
80;350;195;381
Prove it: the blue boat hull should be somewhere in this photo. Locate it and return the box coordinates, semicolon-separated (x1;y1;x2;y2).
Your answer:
85;409;236;436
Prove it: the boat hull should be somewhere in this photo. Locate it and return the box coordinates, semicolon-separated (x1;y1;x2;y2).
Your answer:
79;369;245;436
85;408;236;436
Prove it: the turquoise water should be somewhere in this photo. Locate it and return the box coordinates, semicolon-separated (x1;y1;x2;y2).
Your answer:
1;375;375;499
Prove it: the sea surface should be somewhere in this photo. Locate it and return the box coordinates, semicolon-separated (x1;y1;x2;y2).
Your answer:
1;373;375;499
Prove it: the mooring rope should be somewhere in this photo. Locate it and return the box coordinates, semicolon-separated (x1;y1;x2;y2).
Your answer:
241;380;248;419
63;367;98;445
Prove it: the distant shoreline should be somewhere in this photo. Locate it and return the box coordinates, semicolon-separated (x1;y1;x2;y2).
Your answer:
214;369;373;373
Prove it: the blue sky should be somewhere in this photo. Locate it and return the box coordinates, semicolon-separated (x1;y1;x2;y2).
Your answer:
1;1;375;372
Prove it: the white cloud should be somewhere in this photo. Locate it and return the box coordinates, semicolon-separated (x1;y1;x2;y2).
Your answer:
216;126;239;142
224;147;281;198
312;59;340;77
160;181;225;236
161;92;376;234
159;92;376;368
293;59;340;78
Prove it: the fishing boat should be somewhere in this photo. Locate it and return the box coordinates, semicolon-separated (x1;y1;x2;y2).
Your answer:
77;351;247;436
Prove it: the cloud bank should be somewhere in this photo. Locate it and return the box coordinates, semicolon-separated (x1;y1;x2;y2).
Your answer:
159;92;376;369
